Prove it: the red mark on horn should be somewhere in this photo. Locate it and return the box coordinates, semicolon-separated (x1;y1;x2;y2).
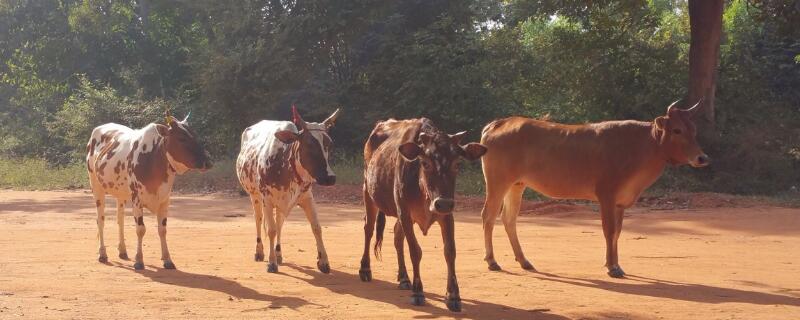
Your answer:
292;105;301;123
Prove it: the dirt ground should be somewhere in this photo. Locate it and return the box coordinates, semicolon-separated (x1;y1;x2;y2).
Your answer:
1;190;798;319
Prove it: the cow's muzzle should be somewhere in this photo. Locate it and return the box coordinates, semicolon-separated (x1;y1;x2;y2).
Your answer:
316;175;336;186
689;154;710;168
431;197;455;214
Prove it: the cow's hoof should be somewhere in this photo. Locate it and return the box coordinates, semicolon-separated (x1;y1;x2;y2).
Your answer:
608;266;626;278
410;293;425;306
359;269;372;282
163;261;176;269
267;263;278;273
133;261;145;270
398;279;412;290
119;252;129;260
98;256;108;263
520;260;536;271
446;297;462;312
317;261;330;274
254;253;264;261
488;262;502;271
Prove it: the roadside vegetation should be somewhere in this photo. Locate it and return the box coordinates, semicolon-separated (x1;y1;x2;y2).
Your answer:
1;1;798;198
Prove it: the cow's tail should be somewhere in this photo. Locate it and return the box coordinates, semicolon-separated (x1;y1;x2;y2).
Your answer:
373;211;386;260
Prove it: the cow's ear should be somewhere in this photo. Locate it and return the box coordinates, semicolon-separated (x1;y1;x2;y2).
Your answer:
654;116;668;131
275;130;299;144
461;143;487;161
398;142;422;161
156;124;170;137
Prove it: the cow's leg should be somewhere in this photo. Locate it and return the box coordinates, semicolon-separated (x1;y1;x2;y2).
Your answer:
157;202;175;269
502;183;535;270
250;196;265;261
94;195;108;263
394;220;411;289
481;179;510;271
263;201;279;273
439;214;461;311
298;193;330;274
611;206;626;277
116;199;128;260
275;208;286;264
132;205;146;270
600;200;625;278
359;189;377;282
400;212;425;306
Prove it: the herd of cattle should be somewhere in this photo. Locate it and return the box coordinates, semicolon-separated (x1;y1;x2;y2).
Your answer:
86;101;709;312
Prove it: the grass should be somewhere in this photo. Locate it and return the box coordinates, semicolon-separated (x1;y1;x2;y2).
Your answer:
0;157;89;190
3;156;796;207
0;155;491;196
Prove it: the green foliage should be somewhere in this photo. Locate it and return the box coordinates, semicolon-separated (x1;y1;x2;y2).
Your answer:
1;0;798;195
47;76;169;162
0;157;87;189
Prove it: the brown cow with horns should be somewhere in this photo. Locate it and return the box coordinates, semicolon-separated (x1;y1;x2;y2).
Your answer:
360;118;487;312
480;99;710;278
86;112;212;270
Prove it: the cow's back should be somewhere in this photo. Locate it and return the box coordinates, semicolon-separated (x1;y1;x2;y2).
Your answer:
364;119;427;216
87;123;138;199
237;120;297;196
481;116;662;202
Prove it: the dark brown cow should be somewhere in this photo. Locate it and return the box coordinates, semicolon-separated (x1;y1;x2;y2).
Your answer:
480;100;710;278
360;118;487;312
87;113;212;270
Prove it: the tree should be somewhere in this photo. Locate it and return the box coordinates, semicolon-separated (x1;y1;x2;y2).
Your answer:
687;0;724;125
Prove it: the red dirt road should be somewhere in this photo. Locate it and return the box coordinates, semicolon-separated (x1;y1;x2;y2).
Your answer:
1;190;799;319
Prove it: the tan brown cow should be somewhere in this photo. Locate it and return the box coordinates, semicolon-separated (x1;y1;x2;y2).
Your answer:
360;118;487;312
480;100;710;278
87;113;212;270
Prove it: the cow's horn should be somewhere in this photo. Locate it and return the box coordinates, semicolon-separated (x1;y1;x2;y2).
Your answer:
323;108;340;128
291;104;307;130
182;111;191;123
666;99;682;114
685;98;704;118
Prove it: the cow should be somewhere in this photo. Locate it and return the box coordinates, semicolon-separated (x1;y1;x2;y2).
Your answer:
359;118;487;312
86;113;212;270
479;100;710;278
236;106;339;274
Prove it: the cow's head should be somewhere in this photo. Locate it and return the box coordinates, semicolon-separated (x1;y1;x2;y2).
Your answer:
274;106;340;186
654;99;710;168
399;129;487;214
156;112;213;174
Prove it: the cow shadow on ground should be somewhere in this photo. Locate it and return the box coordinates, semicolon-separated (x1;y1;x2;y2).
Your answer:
280;263;569;320
112;262;315;310
0;197;93;215
534;272;800;306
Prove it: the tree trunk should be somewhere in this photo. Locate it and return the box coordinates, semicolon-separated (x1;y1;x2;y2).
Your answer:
687;0;724;126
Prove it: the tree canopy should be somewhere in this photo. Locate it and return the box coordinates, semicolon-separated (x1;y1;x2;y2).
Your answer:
1;0;798;194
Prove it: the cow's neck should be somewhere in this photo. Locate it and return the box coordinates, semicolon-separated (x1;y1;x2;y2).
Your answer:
133;136;177;195
288;142;314;186
648;121;672;168
415;168;437;234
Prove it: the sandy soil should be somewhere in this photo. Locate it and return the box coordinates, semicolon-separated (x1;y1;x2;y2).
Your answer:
1;190;798;319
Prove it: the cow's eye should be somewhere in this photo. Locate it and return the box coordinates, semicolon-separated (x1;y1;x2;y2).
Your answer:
673;129;682;135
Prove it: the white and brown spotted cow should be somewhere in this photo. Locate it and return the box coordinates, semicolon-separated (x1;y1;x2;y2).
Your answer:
86;113;212;270
236;106;339;274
